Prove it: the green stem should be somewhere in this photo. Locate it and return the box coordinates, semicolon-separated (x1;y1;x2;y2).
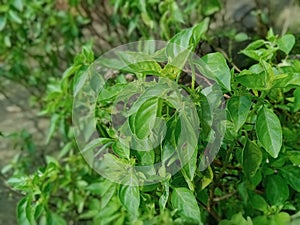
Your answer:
190;59;196;90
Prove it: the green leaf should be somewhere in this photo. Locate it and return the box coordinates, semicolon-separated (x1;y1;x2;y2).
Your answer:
162;48;191;79
17;198;31;225
278;34;295;55
270;212;291;225
112;141;130;159
46;114;60;144
0;15;7;31
287;151;300;164
243;140;262;178
248;192;268;213
252;215;267;225
119;182;140;217
73;68;88;96
254;212;291;225
100;183;117;209
167;19;209;58
58;142;73;159
182;155;196;191
234;32;249;42
171;188;202;224
12;0;24;11
280;165;300;192
293;88;300;112
81;138;112;154
4;35;11;47
272;73;300;89
241;49;272;61
47;212;67;225
130;97;159;139
8;10;22;24
266;175;289;205
86;179;115;196
177;112;199;184
256;107;282;158
159;182;170;211
141;12;154;29
261;60;274;89
220;212;253;225
236;65;267;90
200;166;213;190
227;96;252;132
195;52;231;91
191;18;210;45
202;0;221;16
243;39;265;50
118;51;162;75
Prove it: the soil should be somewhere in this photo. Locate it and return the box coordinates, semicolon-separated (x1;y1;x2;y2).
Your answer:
0;79;49;225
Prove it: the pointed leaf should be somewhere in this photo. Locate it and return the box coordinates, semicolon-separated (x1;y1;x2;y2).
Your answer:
243;140;262;178
280;165;300;192
227;96;252;132
171;188;202;224
167;19;209;58
256;107;282;158
119;181;140;217
278;34;295;55
8;10;22;24
202;0;221;16
130;97;159;139
266;175;289;205
118;51;162;75
0;15;7;31
195;52;231;91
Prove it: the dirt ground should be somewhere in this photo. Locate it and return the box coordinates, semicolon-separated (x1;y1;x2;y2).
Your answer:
0;80;49;225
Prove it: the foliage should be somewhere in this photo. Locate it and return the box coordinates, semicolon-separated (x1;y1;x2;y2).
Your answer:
0;0;90;101
1;1;300;225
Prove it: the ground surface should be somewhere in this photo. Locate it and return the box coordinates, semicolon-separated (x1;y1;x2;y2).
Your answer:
0;80;49;225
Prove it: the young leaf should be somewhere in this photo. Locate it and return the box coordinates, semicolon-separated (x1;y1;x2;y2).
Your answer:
202;0;221;16
256;107;282;158
195;52;231;91
227;96;252;132
171;188;202;224
162;48;191;79
243;39;265;50
159;182;170;211
278;34;295;55
243;140;262;178
200;166;213;190
166;18;209;58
